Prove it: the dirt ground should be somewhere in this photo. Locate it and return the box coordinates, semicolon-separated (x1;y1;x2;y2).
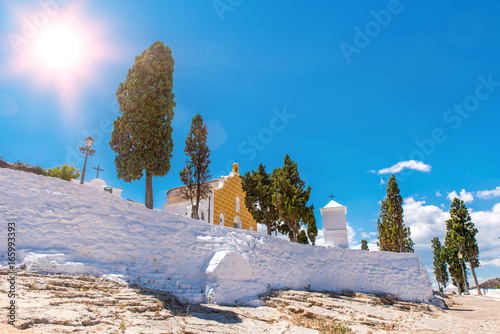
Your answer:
1;271;499;333
446;294;500;321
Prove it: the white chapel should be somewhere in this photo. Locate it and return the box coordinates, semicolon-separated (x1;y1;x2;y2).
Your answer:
320;200;349;248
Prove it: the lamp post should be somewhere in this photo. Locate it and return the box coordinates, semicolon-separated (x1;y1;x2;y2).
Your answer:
207;188;213;224
79;136;95;184
458;252;469;295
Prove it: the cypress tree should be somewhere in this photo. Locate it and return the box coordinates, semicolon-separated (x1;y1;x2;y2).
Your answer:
298;230;309;244
431;237;449;292
305;205;318;245
110;41;175;209
377;174;414;252
179;114;212;219
241;164;279;235
444;237;467;294
272;154;311;242
361;239;369;251
444;198;481;295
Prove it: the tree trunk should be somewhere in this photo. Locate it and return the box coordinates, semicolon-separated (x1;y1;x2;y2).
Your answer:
399;228;403;252
192;183;200;220
145;170;153;209
469;262;482;295
192;202;199;219
291;227;298;242
266;223;271;235
457;282;462;295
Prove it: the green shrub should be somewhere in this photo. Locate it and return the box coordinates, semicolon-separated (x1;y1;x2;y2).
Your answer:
47;163;81;181
32;166;47;176
14;160;30;168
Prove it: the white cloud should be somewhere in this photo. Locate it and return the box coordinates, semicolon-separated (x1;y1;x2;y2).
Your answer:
435;191;442;197
378;160;431;175
482;258;500;268
476;186;500;199
346;222;356;245
403;197;500;269
256;223;268;234
315;229;325;246
447;189;474;203
470;203;500;261
403;197;449;247
361;231;377;240
378;178;386;186
351;241;379;251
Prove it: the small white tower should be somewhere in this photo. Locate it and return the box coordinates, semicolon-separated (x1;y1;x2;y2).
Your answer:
321;200;349;248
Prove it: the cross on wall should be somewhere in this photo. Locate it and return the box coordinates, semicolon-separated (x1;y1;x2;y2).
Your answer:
92;165;104;179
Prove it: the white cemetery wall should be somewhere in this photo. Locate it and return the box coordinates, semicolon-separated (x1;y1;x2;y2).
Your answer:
0;168;433;305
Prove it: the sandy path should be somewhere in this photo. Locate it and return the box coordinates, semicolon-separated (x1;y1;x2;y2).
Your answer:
446;295;500;321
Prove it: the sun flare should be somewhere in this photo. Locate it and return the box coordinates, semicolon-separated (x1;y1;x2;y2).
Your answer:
33;25;84;73
3;1;118;116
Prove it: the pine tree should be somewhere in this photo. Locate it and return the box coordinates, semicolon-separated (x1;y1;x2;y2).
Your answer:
241;164;279;235
361;240;369;251
444;198;481;295
305;206;318;245
179;114;212;219
298;230;309;244
431;237;448;292
272;154;311;242
110;41;175;209
377;174;414;252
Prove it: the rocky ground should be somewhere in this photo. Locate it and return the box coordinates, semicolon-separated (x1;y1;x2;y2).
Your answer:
1;270;499;333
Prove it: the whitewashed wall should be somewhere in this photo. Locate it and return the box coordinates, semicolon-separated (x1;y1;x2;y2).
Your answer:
0;169;433;304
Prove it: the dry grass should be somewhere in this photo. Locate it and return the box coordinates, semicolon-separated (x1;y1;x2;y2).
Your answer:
291;313;353;334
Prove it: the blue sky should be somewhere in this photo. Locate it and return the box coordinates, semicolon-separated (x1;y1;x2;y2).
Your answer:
1;0;499;286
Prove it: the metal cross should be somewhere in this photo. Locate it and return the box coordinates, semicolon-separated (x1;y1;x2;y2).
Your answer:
92;165;104;179
328;194;335;200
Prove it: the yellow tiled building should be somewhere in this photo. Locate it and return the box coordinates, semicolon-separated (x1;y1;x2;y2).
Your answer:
163;163;257;231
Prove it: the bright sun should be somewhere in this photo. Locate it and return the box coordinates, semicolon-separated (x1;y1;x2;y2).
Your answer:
3;1;117;116
33;25;84;73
